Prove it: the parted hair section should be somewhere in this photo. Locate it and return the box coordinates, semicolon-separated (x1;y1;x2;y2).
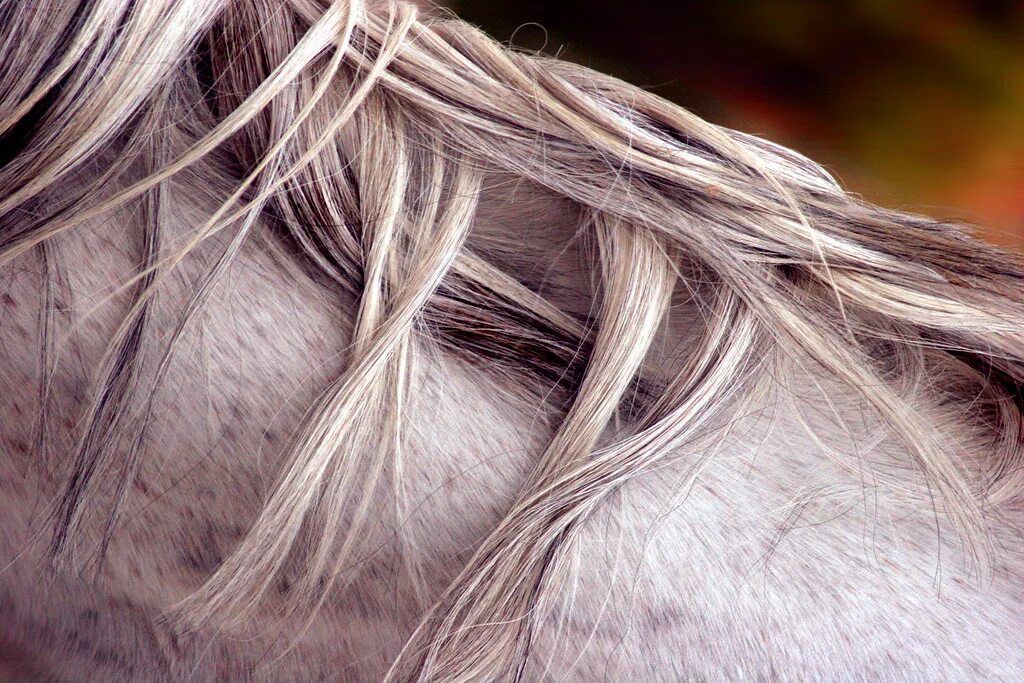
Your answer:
1;0;1023;679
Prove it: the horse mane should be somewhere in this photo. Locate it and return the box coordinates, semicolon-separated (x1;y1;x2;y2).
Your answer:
1;0;1022;678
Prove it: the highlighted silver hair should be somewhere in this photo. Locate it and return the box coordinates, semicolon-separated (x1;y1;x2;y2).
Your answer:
1;0;1021;678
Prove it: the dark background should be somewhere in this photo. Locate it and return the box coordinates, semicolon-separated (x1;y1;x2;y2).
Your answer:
443;0;1023;248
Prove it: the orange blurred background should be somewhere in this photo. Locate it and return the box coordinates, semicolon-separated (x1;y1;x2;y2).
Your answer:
445;0;1023;249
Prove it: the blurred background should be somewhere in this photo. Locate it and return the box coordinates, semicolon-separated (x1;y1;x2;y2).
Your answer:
444;0;1023;249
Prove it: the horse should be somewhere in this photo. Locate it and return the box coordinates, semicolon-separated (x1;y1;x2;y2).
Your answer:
1;0;1022;679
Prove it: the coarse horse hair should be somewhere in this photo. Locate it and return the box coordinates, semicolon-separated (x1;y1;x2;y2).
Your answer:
1;0;1022;679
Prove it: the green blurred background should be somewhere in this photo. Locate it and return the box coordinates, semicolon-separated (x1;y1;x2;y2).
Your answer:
443;0;1023;248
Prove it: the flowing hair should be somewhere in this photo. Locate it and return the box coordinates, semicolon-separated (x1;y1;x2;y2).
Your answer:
1;0;1022;678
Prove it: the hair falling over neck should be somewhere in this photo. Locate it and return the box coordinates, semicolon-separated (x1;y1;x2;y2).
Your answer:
1;0;1022;679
